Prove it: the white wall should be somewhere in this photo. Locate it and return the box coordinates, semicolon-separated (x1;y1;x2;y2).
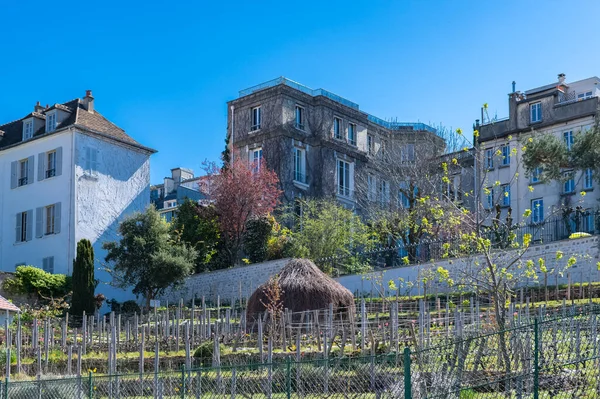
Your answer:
74;132;151;303
0;131;74;274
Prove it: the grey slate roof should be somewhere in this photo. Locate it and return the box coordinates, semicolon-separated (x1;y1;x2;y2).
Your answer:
0;98;155;153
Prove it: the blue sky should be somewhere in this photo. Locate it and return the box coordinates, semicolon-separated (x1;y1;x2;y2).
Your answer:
2;0;599;184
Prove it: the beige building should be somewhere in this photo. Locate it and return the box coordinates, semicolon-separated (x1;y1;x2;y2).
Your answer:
477;74;600;241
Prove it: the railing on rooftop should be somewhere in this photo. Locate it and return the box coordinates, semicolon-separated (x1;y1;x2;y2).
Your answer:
238;77;360;110
239;77;437;135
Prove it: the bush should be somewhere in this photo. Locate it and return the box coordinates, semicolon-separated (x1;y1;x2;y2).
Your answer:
121;300;141;314
3;266;71;300
243;216;273;263
193;341;222;363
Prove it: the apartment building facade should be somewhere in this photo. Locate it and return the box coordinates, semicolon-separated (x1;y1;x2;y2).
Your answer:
477;74;600;237
227;77;446;215
151;167;208;221
0;91;155;301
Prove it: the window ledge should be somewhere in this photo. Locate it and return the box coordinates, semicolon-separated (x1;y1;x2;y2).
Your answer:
530;180;543;186
530;120;543;125
336;194;355;202
249;128;261;134
500;204;511;209
561;192;576;197
293;180;309;190
13;241;29;246
583;187;594;192
498;164;510;169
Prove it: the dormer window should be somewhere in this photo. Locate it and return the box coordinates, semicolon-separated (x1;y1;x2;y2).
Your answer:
46;111;57;133
23;120;33;140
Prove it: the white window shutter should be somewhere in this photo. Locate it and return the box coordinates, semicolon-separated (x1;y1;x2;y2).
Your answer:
55;147;63;177
10;161;17;189
36;207;43;238
54;203;61;234
38;153;45;181
15;213;22;243
26;210;33;241
27;156;35;185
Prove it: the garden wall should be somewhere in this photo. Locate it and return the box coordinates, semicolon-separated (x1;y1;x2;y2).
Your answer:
161;236;600;304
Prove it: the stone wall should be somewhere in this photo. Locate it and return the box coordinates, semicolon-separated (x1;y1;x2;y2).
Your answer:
160;258;290;305
162;236;600;304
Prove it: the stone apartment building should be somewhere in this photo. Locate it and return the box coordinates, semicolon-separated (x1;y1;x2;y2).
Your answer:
477;74;600;239
151;167;209;221
226;77;447;215
0;91;155;302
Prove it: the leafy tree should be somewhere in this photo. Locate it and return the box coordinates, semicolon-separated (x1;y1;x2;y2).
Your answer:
103;206;197;310
3;266;71;301
70;239;96;316
243;216;274;263
283;199;376;274
209;157;281;267
171;199;220;272
221;136;231;168
522;124;600;184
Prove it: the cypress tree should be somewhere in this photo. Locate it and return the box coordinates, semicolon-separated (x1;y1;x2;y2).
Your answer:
71;239;96;316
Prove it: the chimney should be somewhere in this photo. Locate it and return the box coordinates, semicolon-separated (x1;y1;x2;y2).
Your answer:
511;81;516;93
34;101;44;113
82;90;95;113
558;73;566;85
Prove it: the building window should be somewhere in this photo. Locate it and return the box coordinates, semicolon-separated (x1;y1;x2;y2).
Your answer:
563;130;573;150
399;182;411;208
500;144;510;166
577;91;593;101
251;106;261;131
84;147;99;177
347;123;356;146
530;102;542;123
445;174;461;202
293;147;306;184
485;148;494;169
46;151;57;178
367;135;374;155
381;140;388;160
23;120;33;140
42;256;54;273
45;205;56;235
367;174;376;201
337;159;351;197
379;180;390;206
563;172;575;194
501;184;511;207
333;117;342;139
295;106;304;130
18;158;29;186
531;166;543;183
16;211;31;243
584;168;593;190
531;198;544;223
401;144;415;162
46;111;57;133
251;148;262;174
485;188;494;209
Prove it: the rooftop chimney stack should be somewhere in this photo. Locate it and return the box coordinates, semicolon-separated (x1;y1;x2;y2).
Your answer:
558;73;566;85
512;81;516;93
34;101;44;113
82;90;95;113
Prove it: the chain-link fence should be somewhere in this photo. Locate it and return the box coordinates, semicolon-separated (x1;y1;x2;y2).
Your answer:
0;310;598;398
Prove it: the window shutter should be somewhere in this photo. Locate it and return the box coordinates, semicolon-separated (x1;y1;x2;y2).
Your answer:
55;147;63;177
36;207;43;238
10;161;17;189
15;213;22;243
27;156;35;185
43;257;48;272
38;153;45;181
54;203;61;234
26;210;33;241
49;257;54;273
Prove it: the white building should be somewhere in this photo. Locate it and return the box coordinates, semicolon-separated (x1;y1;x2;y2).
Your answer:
0;91;156;302
477;74;600;241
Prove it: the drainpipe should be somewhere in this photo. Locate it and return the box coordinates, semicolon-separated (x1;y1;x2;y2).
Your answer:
230;105;235;165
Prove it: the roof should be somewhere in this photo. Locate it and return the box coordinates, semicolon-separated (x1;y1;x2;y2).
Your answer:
0;295;20;313
0;96;156;153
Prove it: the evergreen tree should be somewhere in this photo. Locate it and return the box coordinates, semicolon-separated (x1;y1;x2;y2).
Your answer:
70;239;96;316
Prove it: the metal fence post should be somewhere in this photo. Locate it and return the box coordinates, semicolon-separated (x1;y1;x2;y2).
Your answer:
533;318;539;399
88;371;93;399
3;377;7;399
180;364;185;399
403;347;412;399
286;357;291;399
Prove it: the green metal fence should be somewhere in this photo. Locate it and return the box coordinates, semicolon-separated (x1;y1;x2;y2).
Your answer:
0;309;598;398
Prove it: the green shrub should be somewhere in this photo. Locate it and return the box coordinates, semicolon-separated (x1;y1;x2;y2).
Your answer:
3;266;71;300
121;300;141;314
193;341;222;361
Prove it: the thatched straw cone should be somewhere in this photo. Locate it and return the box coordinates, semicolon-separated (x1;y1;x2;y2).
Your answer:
246;258;355;320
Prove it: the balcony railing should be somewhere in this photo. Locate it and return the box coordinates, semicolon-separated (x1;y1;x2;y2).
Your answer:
558;90;577;104
46;169;56;178
18;177;27;186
